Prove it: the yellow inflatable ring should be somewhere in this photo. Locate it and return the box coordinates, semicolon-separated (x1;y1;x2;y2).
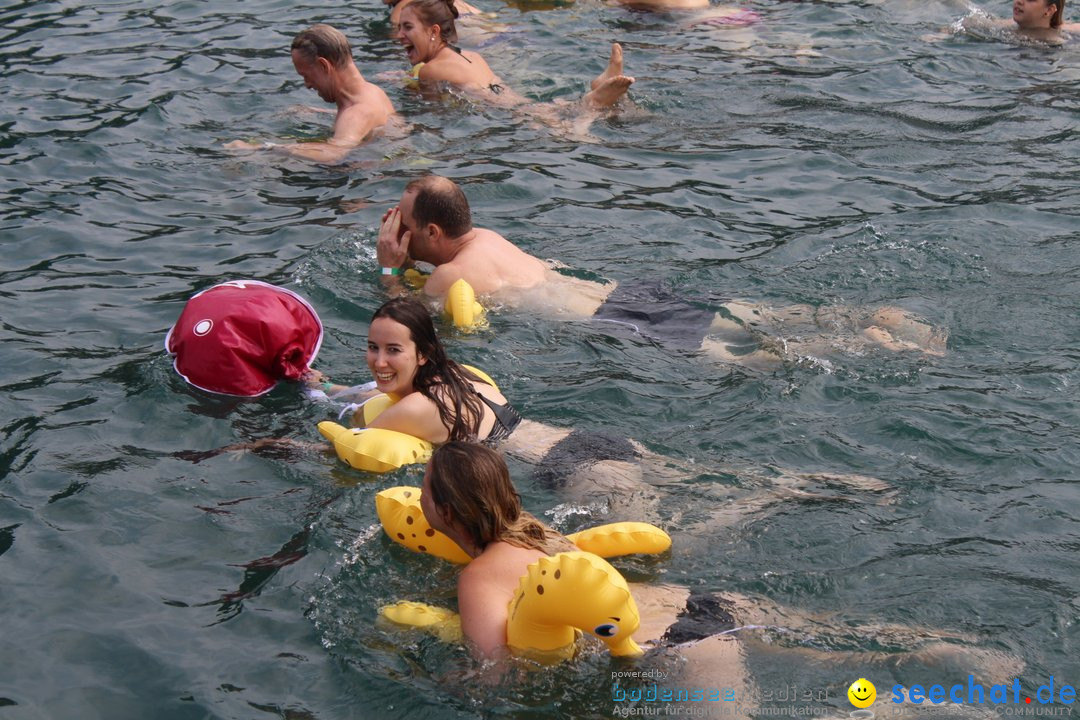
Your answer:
375;485;671;562
319;366;499;473
380;551;642;662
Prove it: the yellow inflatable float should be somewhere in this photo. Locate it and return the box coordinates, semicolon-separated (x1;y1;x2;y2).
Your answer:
380;551;643;661
318;365;499;474
375;485;671;563
400;271;485;330
443;277;486;330
375;485;665;660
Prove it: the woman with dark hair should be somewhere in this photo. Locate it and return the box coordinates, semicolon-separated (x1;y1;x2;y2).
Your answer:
316;297;906;513
336;297;649;497
357;296;521;444
195;295;649;493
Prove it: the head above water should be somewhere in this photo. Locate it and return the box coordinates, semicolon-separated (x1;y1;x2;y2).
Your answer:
1014;0;1064;28
425;442;558;553
1048;0;1064;28
370;296;450;388
403;175;473;239
291;24;353;69
401;0;460;46
369;297;484;439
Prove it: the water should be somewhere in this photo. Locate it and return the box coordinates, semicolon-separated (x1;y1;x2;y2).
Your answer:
2;0;1079;717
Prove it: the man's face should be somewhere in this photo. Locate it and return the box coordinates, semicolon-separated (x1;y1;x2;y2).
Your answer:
291;51;334;102
398;189;434;262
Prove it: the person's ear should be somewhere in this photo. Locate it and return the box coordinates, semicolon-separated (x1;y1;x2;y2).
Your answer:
435;502;454;529
317;56;334;74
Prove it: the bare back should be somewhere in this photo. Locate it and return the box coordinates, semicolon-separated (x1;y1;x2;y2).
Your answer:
417;48;501;92
458;541;547;657
426;227;546;296
426;227;616;316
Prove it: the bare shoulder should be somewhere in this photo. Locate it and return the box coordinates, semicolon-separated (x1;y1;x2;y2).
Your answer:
363;81;396;113
368;391;433;425
424;262;467;297
471;226;514;246
416;57;463;85
472;228;545;267
467;543;544;582
420;50;497;89
461;49;494;72
457;547;527;606
366;391;447;441
333;99;393;145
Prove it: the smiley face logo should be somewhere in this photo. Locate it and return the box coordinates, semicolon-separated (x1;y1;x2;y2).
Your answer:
848;678;876;708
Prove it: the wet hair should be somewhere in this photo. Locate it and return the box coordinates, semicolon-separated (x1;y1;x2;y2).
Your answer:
402;0;460;46
1049;0;1064;28
370;297;484;440
405;175;473;239
291;24;352;69
427;442;573;553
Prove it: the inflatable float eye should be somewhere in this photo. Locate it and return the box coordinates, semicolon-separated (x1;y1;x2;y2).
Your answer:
594;623;618;638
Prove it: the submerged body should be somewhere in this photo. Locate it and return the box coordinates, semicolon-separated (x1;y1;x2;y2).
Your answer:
376;176;948;367
225;24;398;163
960;0;1080;42
410;442;1025;698
397;0;634;114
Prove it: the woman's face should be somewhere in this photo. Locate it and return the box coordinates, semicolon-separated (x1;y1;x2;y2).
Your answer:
397;6;437;65
1013;0;1056;27
367;316;425;397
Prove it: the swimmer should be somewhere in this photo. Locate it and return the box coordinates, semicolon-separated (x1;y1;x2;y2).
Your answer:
181;296;899;515
945;0;1080;42
374;176;948;368
224;25;399;163
387;0;482;26
406;441;1024;694
397;0;633;114
315;296;665;503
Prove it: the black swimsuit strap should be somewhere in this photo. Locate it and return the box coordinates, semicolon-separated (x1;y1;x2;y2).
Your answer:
448;44;473;64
